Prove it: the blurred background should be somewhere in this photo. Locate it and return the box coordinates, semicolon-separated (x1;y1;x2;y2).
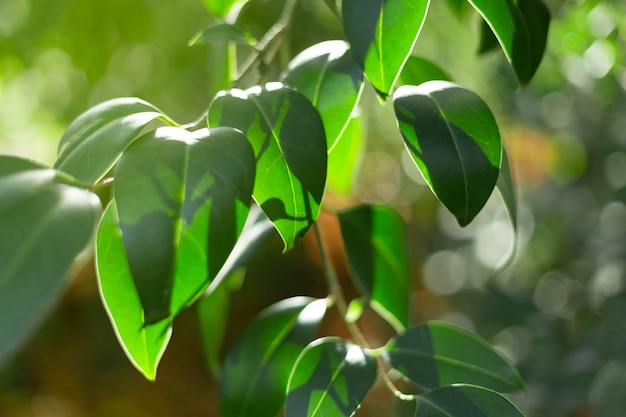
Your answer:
1;0;625;416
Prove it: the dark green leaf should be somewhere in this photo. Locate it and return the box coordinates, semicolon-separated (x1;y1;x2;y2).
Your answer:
0;156;100;363
327;114;365;197
282;40;364;149
220;297;327;417
338;205;410;331
114;126;255;324
384;321;524;393
208;83;327;251
394;81;501;226
286;338;377;417
189;23;256;46
55;97;174;185
343;0;431;97
477;19;499;55
414;385;524;416
397;56;452;87
202;0;240;17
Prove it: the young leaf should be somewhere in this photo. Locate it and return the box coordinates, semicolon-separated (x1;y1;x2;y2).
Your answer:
342;0;431;98
414;384;524;416
189;23;256;46
467;0;550;84
394;81;501;227
55;97;174;186
114;126;255;324
327;115;365;197
397;56;452;87
383;321;524;393
96;201;172;380
208;83;327;251
0;156;100;363
220;297;327;417
338;205;410;331
281;40;364;150
285;337;377;417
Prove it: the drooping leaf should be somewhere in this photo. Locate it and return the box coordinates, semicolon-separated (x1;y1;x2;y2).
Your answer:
285;337;377;417
327;114;365;197
220;297;327;417
281;40;364;150
202;0;240;17
394;81;501;227
0;156;100;363
189;23;256;46
397;56;452;87
208;83;327;251
55;97;175;185
114;126;255;324
342;0;431;98
338;205;410;331
467;0;550;84
477;19;499;55
414;385;524;416
493;148;518;274
383;321;524;393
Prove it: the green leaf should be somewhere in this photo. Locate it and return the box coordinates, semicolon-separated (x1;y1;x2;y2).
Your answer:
493;148;518;274
55;97;174;186
477;19;499;55
114;126;255;324
220;297;327;417
446;0;467;17
281;40;364;150
338;205;410;331
286;338;377;417
384;321;524;393
467;0;550;84
397;56;452;87
189;23;256;46
342;0;431;98
0;156;100;363
345;297;368;324
208;83;328;251
202;0;240;17
96;201;172;380
414;385;524;416
394;81;501;227
327;114;365;197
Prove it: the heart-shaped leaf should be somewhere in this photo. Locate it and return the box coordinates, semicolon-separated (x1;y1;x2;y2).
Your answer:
286;337;377;417
338;205;410;331
0;156;101;363
414;384;524;416
343;0;431;98
220;297;327;417
208;83;327;251
384;321;524;393
394;81;501;226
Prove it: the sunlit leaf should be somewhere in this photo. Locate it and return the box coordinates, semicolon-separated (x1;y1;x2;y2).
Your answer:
282;40;364;150
327;114;365;197
208;83;327;251
286;338;377;417
220;297;327;417
345;297;368;324
338;205;410;331
397;56;452;87
55;97;175;186
202;0;240;17
384;321;524;393
114;126;255;324
343;0;431;98
189;23;256;46
0;156;100;363
414;384;524;416
394;81;501;227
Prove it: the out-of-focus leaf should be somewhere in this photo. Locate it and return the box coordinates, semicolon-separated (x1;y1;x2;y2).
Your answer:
384;322;524;393
327;114;365;197
446;0;466;17
55;97;174;185
345;297;368;324
397;56;452;87
0;156;100;363
220;297;327;417
338;205;410;331
493;148;518;274
202;0;240;17
208;83;327;251
414;385;524;416
281;40;364;150
394;81;501;227
189;23;256;46
343;0;431;98
285;337;377;417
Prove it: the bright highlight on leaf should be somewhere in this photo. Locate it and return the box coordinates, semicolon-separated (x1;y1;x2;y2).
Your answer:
189;23;256;46
414;384;524;416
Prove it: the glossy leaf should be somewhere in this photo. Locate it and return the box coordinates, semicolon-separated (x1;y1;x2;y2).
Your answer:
220;297;327;417
202;0;239;17
327;114;365;197
114;126;255;324
96;201;172;380
397;56;452;87
394;81;501;227
0;156;100;363
286;338;377;417
281;40;364;150
384;321;524;393
189;23;256;46
55;97;174;185
467;0;550;84
343;0;431;97
414;385;524;416
208;83;327;251
338;205;410;331
493;148;518;273
477;19;499;55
